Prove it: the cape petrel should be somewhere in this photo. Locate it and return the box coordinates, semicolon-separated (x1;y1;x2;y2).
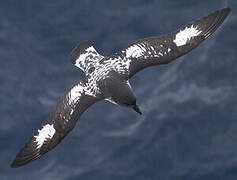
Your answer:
11;8;230;168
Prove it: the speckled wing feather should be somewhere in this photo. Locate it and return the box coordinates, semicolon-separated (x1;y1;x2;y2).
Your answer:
11;78;102;168
69;41;104;75
116;8;230;78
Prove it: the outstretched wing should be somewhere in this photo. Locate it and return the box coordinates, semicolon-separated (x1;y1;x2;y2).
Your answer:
69;41;104;75
115;8;230;78
11;78;102;168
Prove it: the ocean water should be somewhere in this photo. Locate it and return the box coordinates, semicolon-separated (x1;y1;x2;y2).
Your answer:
0;0;237;179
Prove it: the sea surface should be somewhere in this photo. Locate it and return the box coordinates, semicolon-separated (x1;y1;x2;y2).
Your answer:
0;0;237;179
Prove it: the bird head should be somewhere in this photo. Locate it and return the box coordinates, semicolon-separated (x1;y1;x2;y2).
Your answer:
132;104;142;115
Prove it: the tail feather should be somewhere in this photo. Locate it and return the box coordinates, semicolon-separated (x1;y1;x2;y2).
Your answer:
69;41;104;74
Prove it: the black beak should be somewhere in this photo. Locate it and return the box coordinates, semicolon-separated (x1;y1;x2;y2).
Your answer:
133;105;142;115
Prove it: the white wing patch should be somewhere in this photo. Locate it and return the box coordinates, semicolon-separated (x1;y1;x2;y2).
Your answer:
34;124;56;149
125;44;146;58
68;84;84;105
173;25;202;46
68;81;97;107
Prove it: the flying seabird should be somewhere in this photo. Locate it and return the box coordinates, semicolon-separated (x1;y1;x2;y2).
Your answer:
11;8;230;168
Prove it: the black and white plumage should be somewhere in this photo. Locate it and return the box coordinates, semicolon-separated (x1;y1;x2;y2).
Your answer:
11;8;230;168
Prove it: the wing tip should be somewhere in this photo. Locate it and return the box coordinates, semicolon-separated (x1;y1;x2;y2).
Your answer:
222;7;231;13
10;158;36;168
202;7;231;38
10;155;39;168
10;148;41;168
10;160;19;168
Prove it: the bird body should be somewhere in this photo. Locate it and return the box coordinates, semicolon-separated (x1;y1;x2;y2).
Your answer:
11;7;231;168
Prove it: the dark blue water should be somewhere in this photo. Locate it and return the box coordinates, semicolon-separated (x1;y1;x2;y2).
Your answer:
1;0;237;179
